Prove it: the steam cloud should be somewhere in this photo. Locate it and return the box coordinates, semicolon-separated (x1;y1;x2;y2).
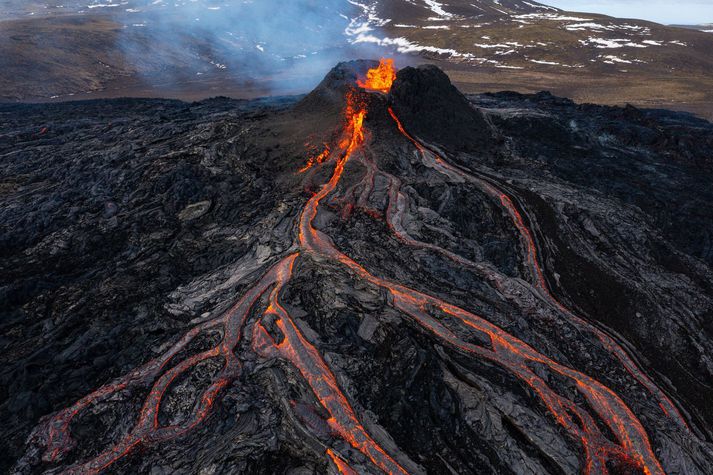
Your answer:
0;0;393;97
95;0;383;94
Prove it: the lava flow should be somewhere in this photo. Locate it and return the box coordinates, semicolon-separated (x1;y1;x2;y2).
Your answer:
251;256;407;475
327;448;359;475
26;59;686;475
296;61;667;474
299;143;330;174
36;255;298;474
386;105;689;432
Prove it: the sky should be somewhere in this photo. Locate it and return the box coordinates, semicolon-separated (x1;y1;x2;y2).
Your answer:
541;0;713;24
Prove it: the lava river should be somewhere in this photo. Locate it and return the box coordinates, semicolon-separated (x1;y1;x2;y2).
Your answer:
23;59;697;475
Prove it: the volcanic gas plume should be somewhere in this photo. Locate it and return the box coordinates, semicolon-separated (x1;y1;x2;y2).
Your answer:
7;59;713;475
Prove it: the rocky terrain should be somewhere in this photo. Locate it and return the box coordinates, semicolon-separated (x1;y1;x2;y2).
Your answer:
2;60;713;474
2;0;713;118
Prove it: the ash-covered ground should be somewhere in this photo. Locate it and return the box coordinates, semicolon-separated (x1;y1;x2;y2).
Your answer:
2;61;713;474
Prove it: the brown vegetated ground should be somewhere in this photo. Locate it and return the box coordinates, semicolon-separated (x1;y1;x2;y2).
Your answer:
1;7;712;120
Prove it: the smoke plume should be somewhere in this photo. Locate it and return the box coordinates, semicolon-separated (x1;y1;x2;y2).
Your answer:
110;0;384;94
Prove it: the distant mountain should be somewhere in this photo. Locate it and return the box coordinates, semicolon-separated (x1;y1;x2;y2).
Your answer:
672;24;713;33
353;0;713;74
1;0;713;117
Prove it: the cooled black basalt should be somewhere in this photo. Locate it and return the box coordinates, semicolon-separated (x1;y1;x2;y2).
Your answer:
2;62;713;475
389;65;494;154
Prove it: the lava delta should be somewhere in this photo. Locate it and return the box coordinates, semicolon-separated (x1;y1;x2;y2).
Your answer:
2;60;713;475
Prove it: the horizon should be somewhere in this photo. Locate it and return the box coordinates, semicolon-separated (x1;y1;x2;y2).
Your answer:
0;1;711;27
541;0;713;25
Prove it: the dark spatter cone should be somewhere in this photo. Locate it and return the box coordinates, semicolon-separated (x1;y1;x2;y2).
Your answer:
388;65;494;154
296;60;379;114
1;62;713;475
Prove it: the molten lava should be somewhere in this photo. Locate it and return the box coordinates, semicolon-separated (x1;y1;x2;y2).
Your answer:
326;449;358;475
387;107;688;433
31;60;687;475
357;58;397;93
299;143;330;173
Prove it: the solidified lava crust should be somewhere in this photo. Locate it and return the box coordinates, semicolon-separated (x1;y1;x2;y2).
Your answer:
2;60;713;474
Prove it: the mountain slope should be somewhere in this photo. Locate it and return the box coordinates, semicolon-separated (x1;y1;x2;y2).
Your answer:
2;0;713;117
357;0;713;73
2;60;713;475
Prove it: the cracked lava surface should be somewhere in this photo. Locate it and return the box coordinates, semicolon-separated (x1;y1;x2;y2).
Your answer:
8;59;713;475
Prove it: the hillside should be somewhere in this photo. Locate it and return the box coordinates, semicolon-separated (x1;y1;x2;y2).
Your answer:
1;0;713;117
3;60;713;475
355;0;713;117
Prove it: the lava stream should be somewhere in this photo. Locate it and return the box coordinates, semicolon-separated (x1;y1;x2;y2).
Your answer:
252;256;408;475
296;85;664;473
36;256;296;474
327;448;359;475
387;106;689;432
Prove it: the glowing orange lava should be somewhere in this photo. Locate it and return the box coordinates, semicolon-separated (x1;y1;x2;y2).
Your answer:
384;107;675;474
299;143;330;173
39;255;297;474
387;106;688;433
326;448;359;475
32;68;686;475
357;58;397;93
253;261;407;475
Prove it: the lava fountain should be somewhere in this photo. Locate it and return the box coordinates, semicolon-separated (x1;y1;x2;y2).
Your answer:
357;58;397;93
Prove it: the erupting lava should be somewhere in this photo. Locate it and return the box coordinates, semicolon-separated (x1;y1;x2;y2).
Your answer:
28;60;688;475
357;58;397;93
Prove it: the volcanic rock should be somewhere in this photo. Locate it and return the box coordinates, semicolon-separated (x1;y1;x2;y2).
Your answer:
2;62;713;475
297;60;379;113
389;65;494;153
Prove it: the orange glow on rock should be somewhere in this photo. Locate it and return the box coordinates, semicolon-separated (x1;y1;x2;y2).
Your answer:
299;144;330;173
34;65;684;475
254;257;408;475
385;107;672;475
326;448;359;475
358;58;397;93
